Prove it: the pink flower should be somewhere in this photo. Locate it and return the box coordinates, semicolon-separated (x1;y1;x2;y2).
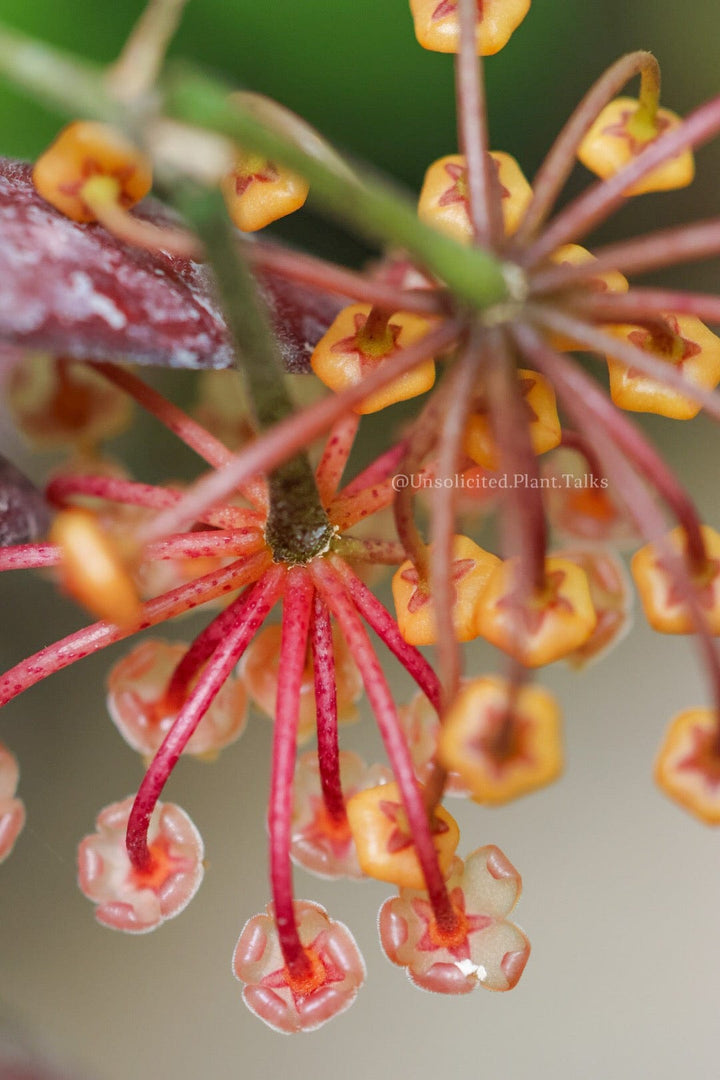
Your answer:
379;845;530;994
232;900;366;1033
77;796;204;933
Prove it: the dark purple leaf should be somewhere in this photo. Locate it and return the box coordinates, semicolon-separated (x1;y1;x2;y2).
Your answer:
0;159;342;373
0;455;50;547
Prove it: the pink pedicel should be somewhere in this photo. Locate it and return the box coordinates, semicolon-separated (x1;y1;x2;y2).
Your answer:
77;796;204;933
232;900;366;1033
378;845;530;995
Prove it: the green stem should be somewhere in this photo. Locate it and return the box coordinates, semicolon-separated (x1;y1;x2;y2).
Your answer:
0;22;511;309
170;183;333;564
164;65;510;307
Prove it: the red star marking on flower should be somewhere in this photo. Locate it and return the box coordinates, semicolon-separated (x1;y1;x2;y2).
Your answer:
379;798;449;854
127;831;193;891
411;887;491;960
627;316;701;378
496;568;573;635
431;0;484;24
656;556;720;611
676;723;720;789
330;312;402;368
234;161;280;198
438;157;509;209
601;107;672;155
260;932;347;1003
58;157;138;209
469;706;535;775
301;795;354;860
400;558;476;615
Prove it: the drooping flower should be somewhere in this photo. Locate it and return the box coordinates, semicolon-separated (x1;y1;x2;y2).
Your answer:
4;0;720;1038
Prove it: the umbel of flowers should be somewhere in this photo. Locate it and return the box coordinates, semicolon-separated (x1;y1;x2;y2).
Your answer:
2;0;720;1034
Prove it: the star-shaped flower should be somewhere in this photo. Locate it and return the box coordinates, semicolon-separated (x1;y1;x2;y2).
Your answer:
232;900;366;1033
379;846;530;994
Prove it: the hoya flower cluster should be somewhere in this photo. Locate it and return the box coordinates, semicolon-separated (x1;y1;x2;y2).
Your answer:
1;0;720;1036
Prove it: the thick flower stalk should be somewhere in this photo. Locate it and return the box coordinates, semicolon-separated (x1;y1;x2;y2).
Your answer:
1;0;720;1036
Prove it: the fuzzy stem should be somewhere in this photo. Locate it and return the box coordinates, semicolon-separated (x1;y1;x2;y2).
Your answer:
45;473;263;531
0;549;272;707
168;183;332;564
523;91;720;268
312;560;457;931
145;529;264;562
331;537;406;565
515;51;659;244
246;242;446;316
127;565;284;872
269;567;315;979
330;557;442;712
164;583;258;709
314;414;361;506
338;441;410;498
455;0;500;248
137;319;461;545
529;305;720;424
530;218;720;295
310;594;346;823
327;480;396;533
0;543;60;571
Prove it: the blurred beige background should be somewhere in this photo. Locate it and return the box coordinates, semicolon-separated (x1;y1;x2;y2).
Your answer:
2;0;720;1076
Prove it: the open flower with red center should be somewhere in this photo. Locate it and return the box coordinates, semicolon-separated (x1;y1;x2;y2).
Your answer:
438;675;563;803
476;555;597;667
418;152;532;242
632;525;720;634
5;0;720;1038
77;796;204;932
409;0;531;57
654;708;720;824
0;360;455;1028
232;900;366;1033
606;315;720;420
378;845;530;993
